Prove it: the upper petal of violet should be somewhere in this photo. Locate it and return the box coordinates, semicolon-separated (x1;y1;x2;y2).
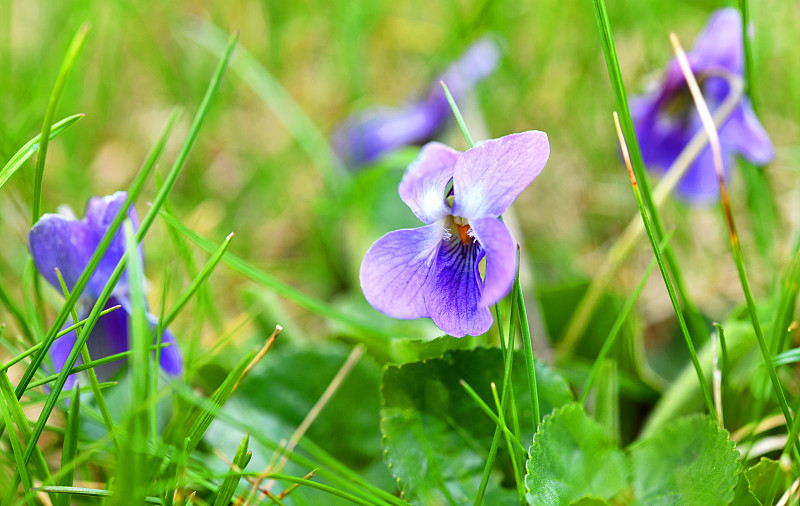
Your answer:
453;131;549;220
470;217;517;307
84;191;142;297
688;8;743;75
399;142;460;224
29;213;96;294
360;223;444;319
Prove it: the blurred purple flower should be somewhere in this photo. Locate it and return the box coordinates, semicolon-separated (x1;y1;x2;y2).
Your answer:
29;191;182;389
631;8;773;202
359;131;549;337
333;37;501;168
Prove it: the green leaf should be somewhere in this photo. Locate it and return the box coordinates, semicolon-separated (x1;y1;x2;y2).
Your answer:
525;404;628;506
381;347;573;505
744;458;788;504
630;415;739;506
731;471;760;506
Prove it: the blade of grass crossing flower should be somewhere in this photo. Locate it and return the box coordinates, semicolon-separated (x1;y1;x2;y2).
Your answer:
441;81;475;148
558;72;744;358
21;34;238;467
159;211;394;341
15;108;182;399
20;341;165;389
590;0;707;345
0;311;122;375
579;252;660;404
670;32;797;454
613;111;715;418
53;268;120;456
56;387;80;506
0;114;83;194
31;23;90;225
213;434;252;506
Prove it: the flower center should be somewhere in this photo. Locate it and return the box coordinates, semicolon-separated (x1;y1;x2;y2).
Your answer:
452;216;472;244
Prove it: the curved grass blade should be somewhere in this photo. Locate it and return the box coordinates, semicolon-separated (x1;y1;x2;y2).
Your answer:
0;114;83;193
31;23;90;225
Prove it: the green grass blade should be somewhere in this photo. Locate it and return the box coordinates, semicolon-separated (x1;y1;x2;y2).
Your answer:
579;255;657;404
56;388;80;506
163;232;234;327
514;278;540;430
31;23;90;225
185;350;255;453
459;379;525;453
0;114;83;194
213;434;251;506
159;211;393;341
0;388;35;506
613;113;714;418
590;0;706;345
32;487;161;504
0;304;122;373
21;33;238;466
441;81;475;148
26;343;170;390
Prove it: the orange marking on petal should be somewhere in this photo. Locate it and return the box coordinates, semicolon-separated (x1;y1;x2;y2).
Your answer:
457;224;472;244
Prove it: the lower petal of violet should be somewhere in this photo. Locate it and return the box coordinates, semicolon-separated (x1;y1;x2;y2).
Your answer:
721;101;774;166
424;237;492;338
360;224;444;320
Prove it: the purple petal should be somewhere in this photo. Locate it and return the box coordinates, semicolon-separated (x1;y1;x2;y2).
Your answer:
84;191;141;296
675;147;734;203
29;214;95;294
332;38;501;168
399;142;460;224
146;312;183;376
452;131;550;219
333;103;447;167
424;238;492;337
470;217;517;306
721;101;774;165
689;8;743;75
86;297;131;382
49;321;80;391
360;224;444;319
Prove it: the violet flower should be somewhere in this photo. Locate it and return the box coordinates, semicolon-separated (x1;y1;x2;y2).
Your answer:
631;8;773;202
359;131;549;337
333;37;501;168
29;191;182;389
